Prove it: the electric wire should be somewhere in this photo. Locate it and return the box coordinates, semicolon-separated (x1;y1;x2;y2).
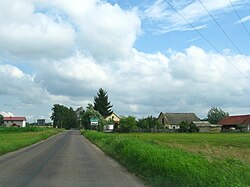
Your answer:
228;0;250;39
165;1;248;79
197;0;250;65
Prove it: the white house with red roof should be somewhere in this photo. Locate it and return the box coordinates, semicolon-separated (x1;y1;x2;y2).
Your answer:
3;116;27;127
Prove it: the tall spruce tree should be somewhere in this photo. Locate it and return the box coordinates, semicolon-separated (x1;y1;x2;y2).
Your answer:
94;88;113;117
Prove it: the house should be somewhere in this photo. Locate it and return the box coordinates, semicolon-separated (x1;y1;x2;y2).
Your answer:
105;112;120;124
3;116;27;127
105;112;120;132
192;121;221;133
219;114;250;131
157;112;199;129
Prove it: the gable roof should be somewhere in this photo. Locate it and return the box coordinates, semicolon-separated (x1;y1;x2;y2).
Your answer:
3;117;26;121
160;113;199;125
192;121;211;127
219;115;250;125
105;112;120;120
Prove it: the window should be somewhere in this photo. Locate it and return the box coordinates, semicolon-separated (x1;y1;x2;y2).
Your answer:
162;118;164;124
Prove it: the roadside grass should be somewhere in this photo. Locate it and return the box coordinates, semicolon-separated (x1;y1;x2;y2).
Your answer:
82;131;250;187
0;128;63;155
0;127;49;133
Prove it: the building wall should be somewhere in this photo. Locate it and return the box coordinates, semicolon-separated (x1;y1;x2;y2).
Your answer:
106;113;120;124
169;125;180;130
4;120;25;127
157;113;173;129
198;126;210;133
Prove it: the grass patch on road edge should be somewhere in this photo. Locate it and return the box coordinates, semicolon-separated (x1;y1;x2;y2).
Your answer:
82;131;250;187
0;128;63;155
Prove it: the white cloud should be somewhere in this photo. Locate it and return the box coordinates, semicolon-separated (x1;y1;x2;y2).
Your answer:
0;111;14;117
0;0;76;59
0;0;249;122
238;15;250;23
144;0;244;33
35;0;141;60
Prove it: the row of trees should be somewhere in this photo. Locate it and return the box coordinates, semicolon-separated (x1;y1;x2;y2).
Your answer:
50;104;78;129
118;115;164;132
50;88;113;130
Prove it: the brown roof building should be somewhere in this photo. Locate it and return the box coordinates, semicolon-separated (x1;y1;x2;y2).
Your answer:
219;114;250;131
157;112;200;129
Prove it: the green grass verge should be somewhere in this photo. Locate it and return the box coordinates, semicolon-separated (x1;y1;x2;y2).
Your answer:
0;127;63;155
82;131;250;187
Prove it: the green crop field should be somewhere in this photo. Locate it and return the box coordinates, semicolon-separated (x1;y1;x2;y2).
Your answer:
120;132;250;164
0;127;63;155
82;131;250;187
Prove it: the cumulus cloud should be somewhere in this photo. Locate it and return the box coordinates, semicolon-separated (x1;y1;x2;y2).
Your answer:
0;0;249;121
0;0;75;59
36;0;141;60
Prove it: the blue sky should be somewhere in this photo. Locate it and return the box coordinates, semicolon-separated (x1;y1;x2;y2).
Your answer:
0;0;250;122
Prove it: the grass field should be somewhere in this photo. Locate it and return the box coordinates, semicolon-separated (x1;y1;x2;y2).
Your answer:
121;133;250;164
82;131;250;187
0;127;63;155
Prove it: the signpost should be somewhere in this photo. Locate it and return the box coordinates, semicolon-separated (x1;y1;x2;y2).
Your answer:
90;118;98;129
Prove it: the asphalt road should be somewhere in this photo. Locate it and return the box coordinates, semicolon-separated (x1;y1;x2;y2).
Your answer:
0;130;146;187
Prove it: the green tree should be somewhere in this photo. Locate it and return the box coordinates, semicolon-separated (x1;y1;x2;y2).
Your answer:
137;116;163;129
207;107;229;124
0;114;3;126
81;104;106;131
119;116;137;132
179;121;189;132
50;104;77;129
75;107;85;128
94;88;113;117
189;123;199;132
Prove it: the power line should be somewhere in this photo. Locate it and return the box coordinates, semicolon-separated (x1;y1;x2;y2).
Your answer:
165;1;248;79
228;0;250;39
197;0;250;66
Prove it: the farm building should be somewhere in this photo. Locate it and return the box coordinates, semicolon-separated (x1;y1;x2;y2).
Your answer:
3;116;26;127
219;114;250;132
157;112;200;129
192;121;222;132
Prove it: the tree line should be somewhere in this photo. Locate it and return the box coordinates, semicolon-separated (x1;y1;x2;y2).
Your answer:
50;88;113;129
50;88;164;131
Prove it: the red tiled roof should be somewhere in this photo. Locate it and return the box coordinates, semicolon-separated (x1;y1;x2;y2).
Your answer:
3;117;26;121
219;115;250;125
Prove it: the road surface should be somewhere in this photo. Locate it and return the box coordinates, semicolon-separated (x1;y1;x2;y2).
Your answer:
0;130;146;187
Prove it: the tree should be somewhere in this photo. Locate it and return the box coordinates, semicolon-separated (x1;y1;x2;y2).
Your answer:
75;107;85;128
179;121;199;133
179;121;189;132
119;116;137;132
0;114;3;126
137;116;163;130
207;107;229;124
81;104;106;131
50;104;78;129
94;88;113;117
